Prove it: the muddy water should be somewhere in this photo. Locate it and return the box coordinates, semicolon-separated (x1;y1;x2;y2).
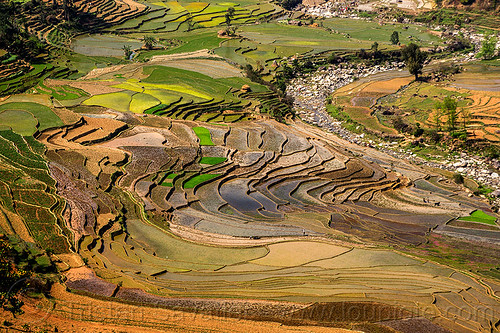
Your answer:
71;34;143;57
219;178;263;213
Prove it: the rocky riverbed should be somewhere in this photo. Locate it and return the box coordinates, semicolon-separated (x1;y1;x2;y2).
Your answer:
287;63;500;207
286;62;404;128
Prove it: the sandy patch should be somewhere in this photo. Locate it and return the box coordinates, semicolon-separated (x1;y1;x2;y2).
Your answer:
99;132;166;148
362;76;413;94
119;0;147;10
150;49;221;62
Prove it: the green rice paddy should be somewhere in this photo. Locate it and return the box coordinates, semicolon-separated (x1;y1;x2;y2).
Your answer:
183;173;219;188
193;126;214;145
0;102;63;133
83;65;267;115
0;110;38;136
83;91;135;112
458;210;497;226
129;93;161;113
200;156;227;164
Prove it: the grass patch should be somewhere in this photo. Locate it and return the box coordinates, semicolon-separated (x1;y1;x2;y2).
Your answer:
0;110;38;136
160;172;178;186
200;156;226;164
83;91;135;112
183;173;219;188
0;102;63;132
129;93;161;113
193;126;214;145
458;210;497;226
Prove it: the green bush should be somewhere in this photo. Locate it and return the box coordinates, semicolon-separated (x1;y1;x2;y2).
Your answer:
453;173;464;184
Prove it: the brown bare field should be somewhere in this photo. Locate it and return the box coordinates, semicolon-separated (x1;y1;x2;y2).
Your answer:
0;283;359;333
99;132;166;148
51;106;82;125
333;76;413;135
67;80;124;95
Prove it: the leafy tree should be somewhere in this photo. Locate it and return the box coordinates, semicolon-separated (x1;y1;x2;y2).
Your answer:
0;1;45;60
186;15;196;31
390;31;399;45
442;96;458;131
224;12;231;26
433;102;442;131
0;239;30;315
476;34;498;60
461;108;471;130
277;0;301;10
225;7;235;26
357;48;368;59
402;43;427;81
371;41;380;59
143;36;157;50
226;25;238;36
447;35;471;52
327;53;339;64
63;0;72;21
122;45;133;60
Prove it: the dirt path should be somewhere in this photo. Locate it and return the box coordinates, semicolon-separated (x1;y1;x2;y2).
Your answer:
150;49;221;62
169;223;357;248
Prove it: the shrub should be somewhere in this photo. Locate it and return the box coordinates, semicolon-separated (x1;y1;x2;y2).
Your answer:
393;116;412;133
390;31;399;45
483;145;500;158
427;129;442;143
413;123;424;137
453;173;464;184
277;0;301;10
476;34;498;60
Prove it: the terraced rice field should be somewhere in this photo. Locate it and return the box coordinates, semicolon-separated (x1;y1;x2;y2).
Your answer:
0;100;64;134
72;35;144;57
74;58;283;120
378;65;500;144
333;73;413;135
0;130;71;253
1;72;498;333
106;0;280;34
28;101;498;332
1;2;499;331
19;0;148;57
322;17;441;47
